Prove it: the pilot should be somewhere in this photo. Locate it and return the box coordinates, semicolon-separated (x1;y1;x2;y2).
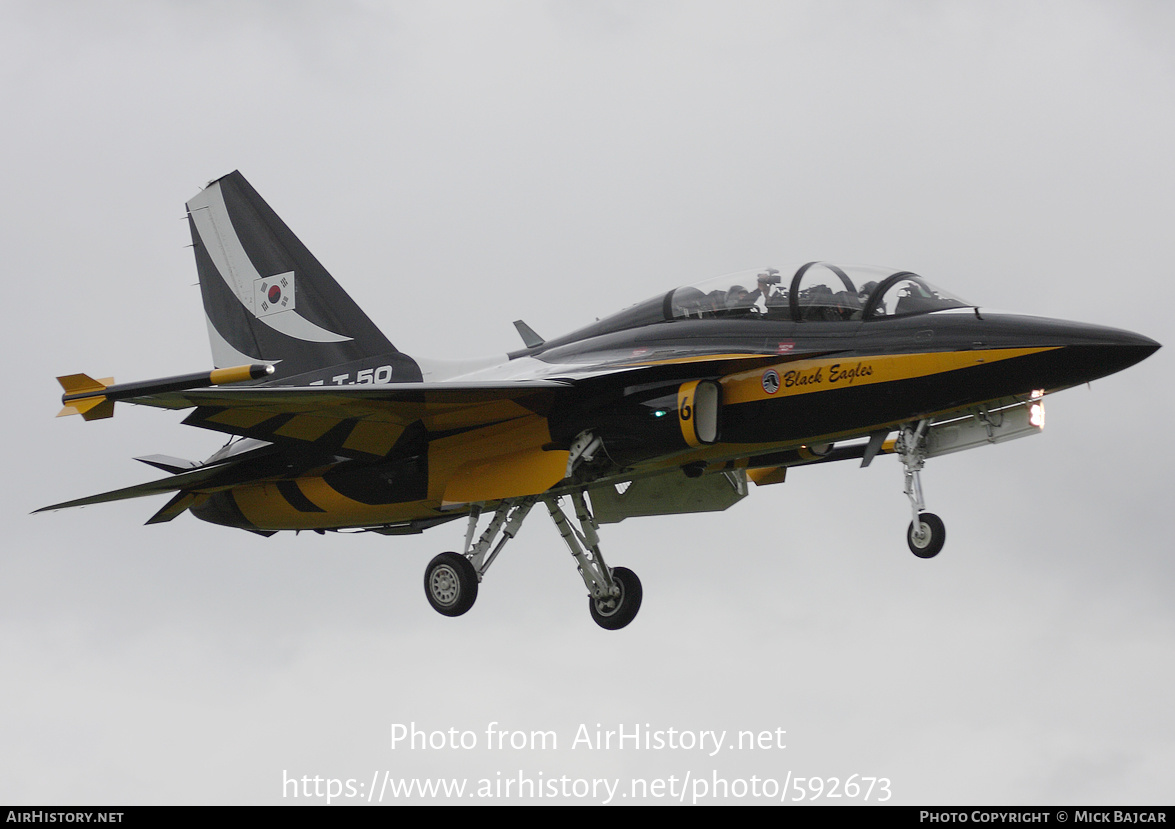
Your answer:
857;281;879;317
724;284;750;309
746;269;783;313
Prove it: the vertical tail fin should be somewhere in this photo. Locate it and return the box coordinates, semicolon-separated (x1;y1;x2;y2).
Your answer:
186;171;420;383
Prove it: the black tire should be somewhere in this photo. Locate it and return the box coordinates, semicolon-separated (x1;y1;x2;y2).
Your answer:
424;552;479;617
589;566;642;630
907;512;946;559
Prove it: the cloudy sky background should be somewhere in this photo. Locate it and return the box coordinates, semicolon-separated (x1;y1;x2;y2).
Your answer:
2;0;1172;805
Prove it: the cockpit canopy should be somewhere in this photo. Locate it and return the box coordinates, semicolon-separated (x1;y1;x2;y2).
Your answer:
544;263;974;349
668;262;970;323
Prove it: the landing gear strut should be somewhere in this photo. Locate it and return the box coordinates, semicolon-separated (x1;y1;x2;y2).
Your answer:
423;498;534;618
546;492;642;630
896;419;946;559
421;490;642;629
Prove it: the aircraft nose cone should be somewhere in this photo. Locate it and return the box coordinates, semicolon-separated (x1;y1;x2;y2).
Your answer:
1045;323;1160;389
978;314;1159;390
1082;326;1160;377
1090;325;1160;350
1124;330;1160;358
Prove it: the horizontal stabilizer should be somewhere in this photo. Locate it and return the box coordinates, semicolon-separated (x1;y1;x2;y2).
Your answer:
135;455;200;474
146;492;198;524
33;453;261;514
35;478;193;513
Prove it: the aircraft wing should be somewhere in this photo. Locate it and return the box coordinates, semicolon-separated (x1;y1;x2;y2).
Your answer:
48;351;809;516
134;380;571;415
123;380;574;459
38;379;577;517
59;352;796;461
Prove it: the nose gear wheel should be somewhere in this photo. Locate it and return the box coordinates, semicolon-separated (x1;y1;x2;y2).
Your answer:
907;512;946;559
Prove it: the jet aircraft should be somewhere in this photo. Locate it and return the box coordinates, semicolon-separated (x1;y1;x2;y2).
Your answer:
40;171;1160;630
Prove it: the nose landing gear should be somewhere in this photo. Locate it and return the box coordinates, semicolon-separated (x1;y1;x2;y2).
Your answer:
907;511;946;559
897;419;946;559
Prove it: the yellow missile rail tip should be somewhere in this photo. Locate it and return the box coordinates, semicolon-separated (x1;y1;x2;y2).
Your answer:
57;373;114;395
55;374;116;419
54;363;273;420
210;363;274;385
56;397;116;420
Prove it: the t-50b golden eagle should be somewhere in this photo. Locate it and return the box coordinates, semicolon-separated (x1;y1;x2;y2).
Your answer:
39;171;1160;629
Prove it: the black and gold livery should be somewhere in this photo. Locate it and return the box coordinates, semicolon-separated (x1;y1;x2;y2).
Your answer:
40;172;1160;630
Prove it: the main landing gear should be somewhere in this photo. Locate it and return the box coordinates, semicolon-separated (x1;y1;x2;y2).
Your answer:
896;419;946;559
423;552;479;617
422;491;643;630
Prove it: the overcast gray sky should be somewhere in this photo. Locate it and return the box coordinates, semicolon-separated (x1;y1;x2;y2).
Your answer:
2;0;1173;805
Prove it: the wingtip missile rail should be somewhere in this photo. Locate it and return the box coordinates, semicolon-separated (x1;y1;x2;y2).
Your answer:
56;363;275;421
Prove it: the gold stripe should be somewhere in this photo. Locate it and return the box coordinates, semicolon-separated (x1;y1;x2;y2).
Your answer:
617;352;777;367
428;415;556;504
422;399;536;432
721;347;1059;405
205;408;277;429
677;380;700;447
274;414;341;441
747;466;787;486
443;447;570;504
342;420;403;457
231;480;441;531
